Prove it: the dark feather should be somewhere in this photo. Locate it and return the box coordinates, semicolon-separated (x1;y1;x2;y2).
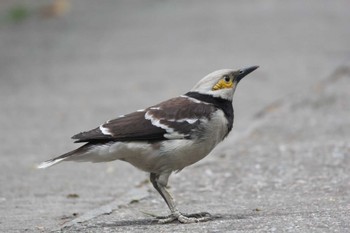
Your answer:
72;96;217;143
72;111;166;143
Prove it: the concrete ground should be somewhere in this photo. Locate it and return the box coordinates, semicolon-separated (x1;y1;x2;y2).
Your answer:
0;0;349;232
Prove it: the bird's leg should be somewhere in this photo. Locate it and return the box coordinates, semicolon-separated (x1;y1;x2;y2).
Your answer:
150;173;212;224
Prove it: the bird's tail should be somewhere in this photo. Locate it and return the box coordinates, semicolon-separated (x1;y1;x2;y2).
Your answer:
37;144;90;169
37;157;67;169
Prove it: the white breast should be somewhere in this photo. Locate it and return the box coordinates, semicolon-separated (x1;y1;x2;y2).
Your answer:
156;109;229;172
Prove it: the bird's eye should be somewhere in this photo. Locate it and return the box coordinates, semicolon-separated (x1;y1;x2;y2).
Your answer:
224;76;230;82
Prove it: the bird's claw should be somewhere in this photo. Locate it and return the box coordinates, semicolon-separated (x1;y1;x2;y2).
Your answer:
156;212;212;224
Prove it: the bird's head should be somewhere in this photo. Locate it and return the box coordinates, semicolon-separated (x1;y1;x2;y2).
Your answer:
190;66;259;101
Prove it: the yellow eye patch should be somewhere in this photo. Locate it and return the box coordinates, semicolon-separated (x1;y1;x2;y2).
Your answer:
212;78;234;90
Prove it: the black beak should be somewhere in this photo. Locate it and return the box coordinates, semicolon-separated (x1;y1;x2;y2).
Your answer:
236;66;259;82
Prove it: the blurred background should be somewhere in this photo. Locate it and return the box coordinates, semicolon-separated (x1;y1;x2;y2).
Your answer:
1;0;349;231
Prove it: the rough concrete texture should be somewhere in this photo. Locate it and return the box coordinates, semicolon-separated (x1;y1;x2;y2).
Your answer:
0;0;349;232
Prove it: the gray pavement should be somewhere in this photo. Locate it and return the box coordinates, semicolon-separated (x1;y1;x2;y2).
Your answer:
1;1;350;232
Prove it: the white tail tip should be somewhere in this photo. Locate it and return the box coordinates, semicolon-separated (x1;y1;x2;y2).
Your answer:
37;158;65;169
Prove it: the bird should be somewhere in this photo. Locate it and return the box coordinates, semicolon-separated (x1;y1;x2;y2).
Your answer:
38;66;258;223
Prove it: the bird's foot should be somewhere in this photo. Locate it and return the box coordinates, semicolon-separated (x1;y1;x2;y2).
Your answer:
156;212;212;224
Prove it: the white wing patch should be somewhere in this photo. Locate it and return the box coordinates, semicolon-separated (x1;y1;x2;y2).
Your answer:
144;111;175;135
99;125;112;135
180;95;208;104
145;111;189;139
150;107;161;110
167;118;198;124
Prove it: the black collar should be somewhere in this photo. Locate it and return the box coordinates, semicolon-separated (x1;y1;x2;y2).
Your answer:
185;92;234;133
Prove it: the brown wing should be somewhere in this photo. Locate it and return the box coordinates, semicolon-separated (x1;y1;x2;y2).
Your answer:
72;96;216;143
